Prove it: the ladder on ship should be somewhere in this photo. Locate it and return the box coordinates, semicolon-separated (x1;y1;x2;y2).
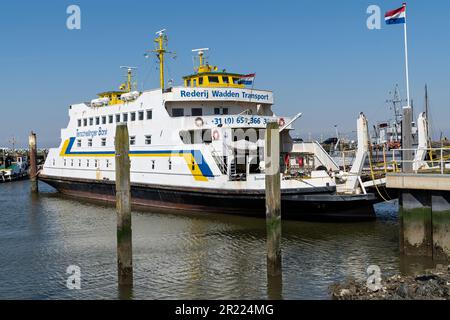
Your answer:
211;151;228;175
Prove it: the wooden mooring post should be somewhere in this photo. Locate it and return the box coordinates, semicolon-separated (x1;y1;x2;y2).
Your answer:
265;122;282;277
115;124;133;291
28;131;38;193
402;106;413;173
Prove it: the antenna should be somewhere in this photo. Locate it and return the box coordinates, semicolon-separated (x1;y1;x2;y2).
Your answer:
192;48;211;72
120;66;137;71
192;48;209;54
155;29;166;36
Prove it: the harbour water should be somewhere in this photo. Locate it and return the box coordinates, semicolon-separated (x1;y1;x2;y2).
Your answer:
0;180;437;300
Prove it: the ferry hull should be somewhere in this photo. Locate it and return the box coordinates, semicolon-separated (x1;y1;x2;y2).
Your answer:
39;175;376;221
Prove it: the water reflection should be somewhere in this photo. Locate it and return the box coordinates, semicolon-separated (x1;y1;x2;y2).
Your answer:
267;274;283;300
118;284;134;300
0;180;438;299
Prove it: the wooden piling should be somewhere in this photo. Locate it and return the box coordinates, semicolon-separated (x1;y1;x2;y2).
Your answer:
115;124;133;288
402;106;413;173
28;132;38;193
265;122;282;277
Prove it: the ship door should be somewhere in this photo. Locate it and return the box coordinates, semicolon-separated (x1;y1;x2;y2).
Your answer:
231;130;248;180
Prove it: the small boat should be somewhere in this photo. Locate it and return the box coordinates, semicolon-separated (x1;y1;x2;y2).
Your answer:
0;154;29;182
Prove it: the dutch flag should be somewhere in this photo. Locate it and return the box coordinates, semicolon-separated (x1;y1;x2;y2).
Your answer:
238;73;256;85
385;3;406;25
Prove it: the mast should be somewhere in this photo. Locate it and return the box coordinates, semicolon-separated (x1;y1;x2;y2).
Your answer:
399;3;410;108
192;48;210;73
150;29;175;90
154;29;167;90
425;84;430;135
127;68;132;92
9;136;16;158
119;66;137;92
386;84;403;142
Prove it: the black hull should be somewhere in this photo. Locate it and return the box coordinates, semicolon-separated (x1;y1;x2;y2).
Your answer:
39;175;377;221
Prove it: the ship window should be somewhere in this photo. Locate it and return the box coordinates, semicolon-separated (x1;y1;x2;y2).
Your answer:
71;159;74;167
138;111;144;121
168;159;172;170
214;108;228;115
232;77;240;84
198;77;204;85
186;79;191;86
106;159;109;168
130;136;136;145
131;112;136;122
77;139;81;147
109;115;113;124
146;110;152;120
145;135;152;145
52;159;55;166
116;114;121;123
193;79;197;86
151;160;155;170
123;113;128;122
86;159;90;167
172;108;184;117
88;139;92;147
191;108;202;116
64;159;66;166
102;116;107;125
78;119;81;127
222;76;229;84
79;159;81;167
95;117;100;125
89;118;93;126
208;76;219;83
83;119;87;127
101;138;106;146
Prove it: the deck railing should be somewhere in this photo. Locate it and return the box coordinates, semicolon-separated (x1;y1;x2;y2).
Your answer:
375;147;450;175
333;147;450;175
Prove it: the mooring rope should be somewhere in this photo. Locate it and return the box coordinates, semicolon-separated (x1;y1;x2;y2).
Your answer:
367;142;391;202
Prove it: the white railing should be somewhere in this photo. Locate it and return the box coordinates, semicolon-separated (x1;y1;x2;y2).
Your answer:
383;147;450;175
211;150;228;175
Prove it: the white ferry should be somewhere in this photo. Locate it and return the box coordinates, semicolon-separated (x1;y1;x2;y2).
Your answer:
40;30;376;220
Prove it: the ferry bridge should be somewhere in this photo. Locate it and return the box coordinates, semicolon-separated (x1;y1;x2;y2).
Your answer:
386;147;450;261
332;109;450;261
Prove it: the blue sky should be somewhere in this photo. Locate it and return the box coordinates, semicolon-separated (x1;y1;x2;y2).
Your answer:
1;0;449;147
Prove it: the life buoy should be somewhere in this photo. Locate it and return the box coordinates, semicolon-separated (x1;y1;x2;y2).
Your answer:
297;156;304;167
212;130;220;141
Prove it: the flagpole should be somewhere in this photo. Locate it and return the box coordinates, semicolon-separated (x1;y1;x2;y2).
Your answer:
403;3;410;107
401;3;413;172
